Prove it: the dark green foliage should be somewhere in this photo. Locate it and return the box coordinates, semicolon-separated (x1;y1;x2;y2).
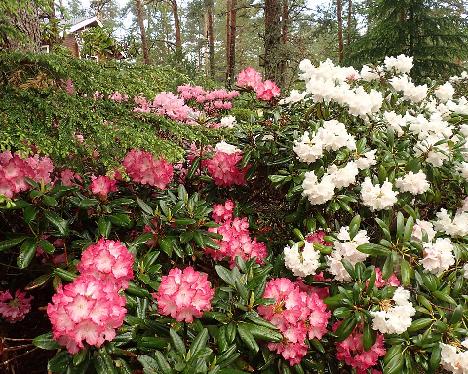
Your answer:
0;52;223;167
348;0;468;81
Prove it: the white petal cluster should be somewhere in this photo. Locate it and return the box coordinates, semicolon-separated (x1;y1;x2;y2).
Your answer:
215;141;240;155
440;343;468;374
395;171;430;195
302;171;335;205
293;120;356;163
464;263;468;279
389;74;428;103
327;161;359;189
421;238;455;275
284;242;320;277
384;55;413;74
220;115;237;128
434;209;468;237
414;134;451;167
293;131;324;164
412;220;436;242
446;97;468;115
435;82;455;103
361;177;398;210
360;65;380;81
299;59;383;117
371;287;416;334
327;227;369;281
279;90;307;105
459;162;468;180
355;150;377;170
383;111;406;136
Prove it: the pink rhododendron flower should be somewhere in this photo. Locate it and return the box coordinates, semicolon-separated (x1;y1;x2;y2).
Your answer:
152;92;195;122
90;175;117;199
47;275;127;354
77;239;134;290
255;80;281;101
176;85;238;115
205;201;267;267
60;169;82;187
204;150;248;187
236;67;263;89
0;290;33;323
372;268;400;288
334;323;386;374
154;267;214;323
123;149;174;189
133;95;151;113
306;230;332;246
109;91;128;103
0;151;54;198
258;278;330;365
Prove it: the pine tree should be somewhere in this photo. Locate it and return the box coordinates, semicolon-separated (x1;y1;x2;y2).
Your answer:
350;0;468;81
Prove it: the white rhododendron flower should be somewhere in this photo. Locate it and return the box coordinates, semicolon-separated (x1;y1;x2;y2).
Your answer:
214;141;240;155
435;82;455;103
280;90;306;105
317;120;356;151
412;220;436;242
440;343;468;374
371;287;416;334
360;177;398;210
383;111;406;136
327;161;359;189
464;263;468;279
414;134;451;167
302;171;335;205
293;131;324;164
327;227;369;281
395;171;430;195
384;54;413;74
434;209;468;237
421;238;455;275
389;74;427;103
284;242;320;277
360;65;380;81
459;162;468;180
355;150;377;170
220;115;237;128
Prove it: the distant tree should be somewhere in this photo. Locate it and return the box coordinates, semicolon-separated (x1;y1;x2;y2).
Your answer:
350;0;468;80
336;0;344;63
264;0;282;82
204;0;215;78
169;0;182;60
225;0;237;87
135;0;150;64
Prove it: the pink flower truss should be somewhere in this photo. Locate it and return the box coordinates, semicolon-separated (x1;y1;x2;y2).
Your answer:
123;149;174;189
205;201;267;267
177;85;239;115
77;239;134;290
60;169;82;187
0;151;54;198
204;151;248;187
90;175;118;199
47;275;127;354
0;290;33;323
109;91;129;103
255;80;281;101
133;96;151;113
212;200;235;223
334;323;386;374
152;92;195;122
372;268;400;288
257;278;330;366
306;230;332;246
153;267;214;323
236;67;263;89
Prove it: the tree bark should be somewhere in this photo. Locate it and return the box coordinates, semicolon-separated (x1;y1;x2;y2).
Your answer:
3;1;42;52
170;0;182;60
278;0;289;87
346;0;352;49
225;0;237;88
264;0;282;82
204;0;215;78
135;0;150;64
337;0;344;63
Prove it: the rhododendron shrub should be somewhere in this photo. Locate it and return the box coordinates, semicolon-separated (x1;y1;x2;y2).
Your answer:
1;54;467;374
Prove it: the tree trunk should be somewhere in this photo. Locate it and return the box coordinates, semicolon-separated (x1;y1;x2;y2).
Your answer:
204;0;215;79
171;0;182;61
225;0;237;88
3;1;42;52
264;0;282;82
135;0;150;64
346;0;352;49
337;0;344;63
278;0;289;87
